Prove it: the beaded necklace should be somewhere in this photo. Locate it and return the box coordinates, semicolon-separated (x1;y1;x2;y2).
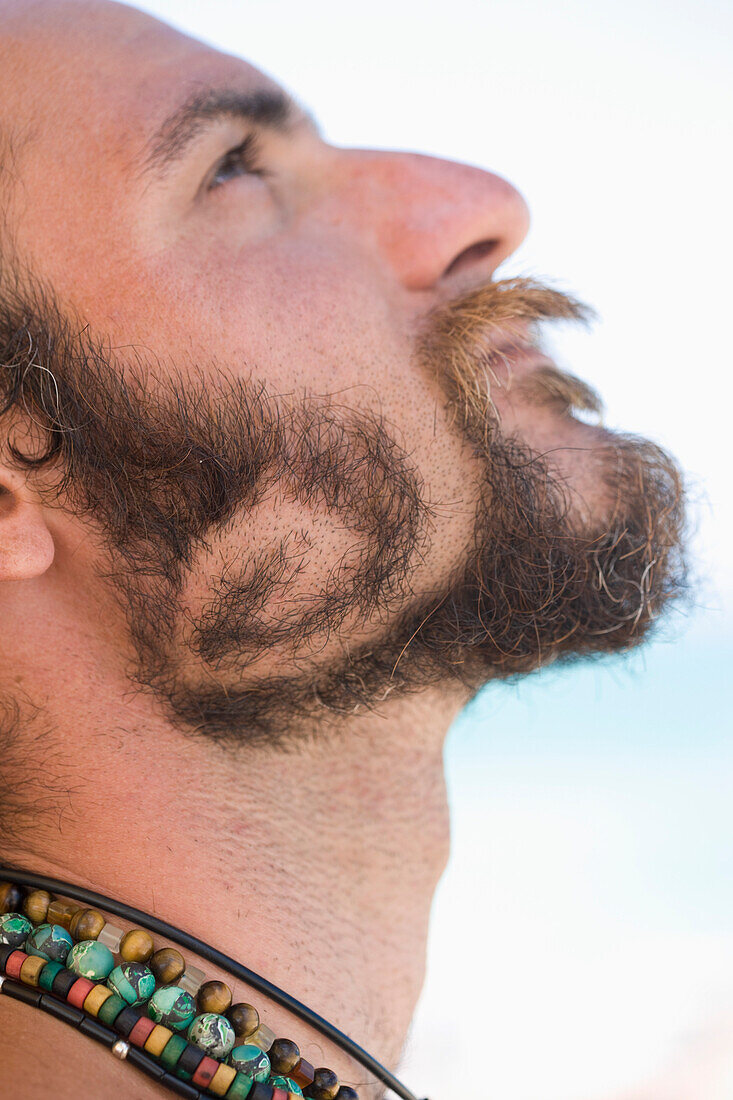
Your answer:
0;868;428;1100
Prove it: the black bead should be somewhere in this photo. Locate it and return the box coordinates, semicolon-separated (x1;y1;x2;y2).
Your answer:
79;1016;117;1046
126;1046;166;1080
0;944;16;971
335;1089;359;1100
175;1043;206;1077
159;1072;203;1099
1;978;42;1007
51;967;78;999
249;1084;275;1100
39;991;85;1025
113;1005;143;1037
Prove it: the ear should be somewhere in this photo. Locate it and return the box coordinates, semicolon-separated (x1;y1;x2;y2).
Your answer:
0;472;55;581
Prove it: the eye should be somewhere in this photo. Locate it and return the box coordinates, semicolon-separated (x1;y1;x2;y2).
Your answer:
207;133;266;191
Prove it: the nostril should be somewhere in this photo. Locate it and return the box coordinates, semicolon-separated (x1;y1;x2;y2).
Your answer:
442;238;500;279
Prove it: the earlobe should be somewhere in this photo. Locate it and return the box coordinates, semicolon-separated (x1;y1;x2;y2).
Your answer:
0;484;55;581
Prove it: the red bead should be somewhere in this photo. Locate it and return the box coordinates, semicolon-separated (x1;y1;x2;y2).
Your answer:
66;977;96;1009
128;1016;157;1047
5;951;27;980
191;1055;220;1088
271;1091;288;1100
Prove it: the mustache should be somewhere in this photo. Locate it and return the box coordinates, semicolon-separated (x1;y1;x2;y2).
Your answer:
417;275;599;434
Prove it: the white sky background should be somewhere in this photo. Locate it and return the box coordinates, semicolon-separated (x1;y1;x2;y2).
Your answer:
130;1;732;1097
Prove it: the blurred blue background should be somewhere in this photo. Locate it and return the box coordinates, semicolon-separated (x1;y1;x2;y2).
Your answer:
135;0;733;1094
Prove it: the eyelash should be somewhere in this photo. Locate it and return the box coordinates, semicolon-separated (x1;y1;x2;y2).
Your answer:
208;133;265;191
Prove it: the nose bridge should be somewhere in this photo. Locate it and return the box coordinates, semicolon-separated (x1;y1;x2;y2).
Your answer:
316;147;530;290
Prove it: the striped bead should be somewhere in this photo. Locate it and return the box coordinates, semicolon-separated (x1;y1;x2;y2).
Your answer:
83;984;115;1016
144;1024;175;1058
18;954;46;987
208;1062;237;1096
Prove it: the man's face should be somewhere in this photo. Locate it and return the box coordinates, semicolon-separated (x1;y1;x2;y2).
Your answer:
0;0;686;741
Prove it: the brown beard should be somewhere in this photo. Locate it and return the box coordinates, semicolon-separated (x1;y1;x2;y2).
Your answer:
0;274;688;746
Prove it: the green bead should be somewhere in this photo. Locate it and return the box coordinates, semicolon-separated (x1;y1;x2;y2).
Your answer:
147;985;196;1032
187;1012;235;1059
25;923;73;963
107;961;156;1006
0;913;33;948
226;1072;255;1099
159;1033;188;1072
96;992;128;1027
38;960;64;992
270;1077;303;1096
230;1044;271;1082
67;939;115;981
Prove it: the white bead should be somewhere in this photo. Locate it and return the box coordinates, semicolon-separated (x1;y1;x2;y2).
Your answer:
179;963;206;996
97;922;124;952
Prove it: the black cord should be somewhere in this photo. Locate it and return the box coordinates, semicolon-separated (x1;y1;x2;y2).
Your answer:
0;866;428;1100
0;973;204;1098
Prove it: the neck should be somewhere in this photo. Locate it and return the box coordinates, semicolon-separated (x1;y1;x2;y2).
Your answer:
4;685;458;1094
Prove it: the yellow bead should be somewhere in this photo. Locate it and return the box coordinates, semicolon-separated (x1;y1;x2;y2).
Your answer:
83;985;114;1016
19;955;46;987
208;1063;237;1097
144;1024;175;1058
119;928;154;963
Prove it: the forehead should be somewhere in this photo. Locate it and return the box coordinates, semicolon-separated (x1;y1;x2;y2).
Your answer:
0;0;280;173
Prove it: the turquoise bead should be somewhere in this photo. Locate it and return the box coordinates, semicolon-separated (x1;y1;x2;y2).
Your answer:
25;923;73;963
270;1077;303;1096
0;913;33;948
187;1012;236;1059
147;985;196;1031
67;939;115;981
230;1044;271;1082
107;962;156;1006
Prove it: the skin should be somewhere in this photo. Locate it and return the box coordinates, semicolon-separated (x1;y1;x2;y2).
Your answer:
0;2;682;1098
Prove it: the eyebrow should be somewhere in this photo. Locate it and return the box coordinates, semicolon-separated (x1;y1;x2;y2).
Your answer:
140;86;308;180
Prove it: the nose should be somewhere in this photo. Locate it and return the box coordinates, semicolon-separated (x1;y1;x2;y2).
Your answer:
320;147;530;291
